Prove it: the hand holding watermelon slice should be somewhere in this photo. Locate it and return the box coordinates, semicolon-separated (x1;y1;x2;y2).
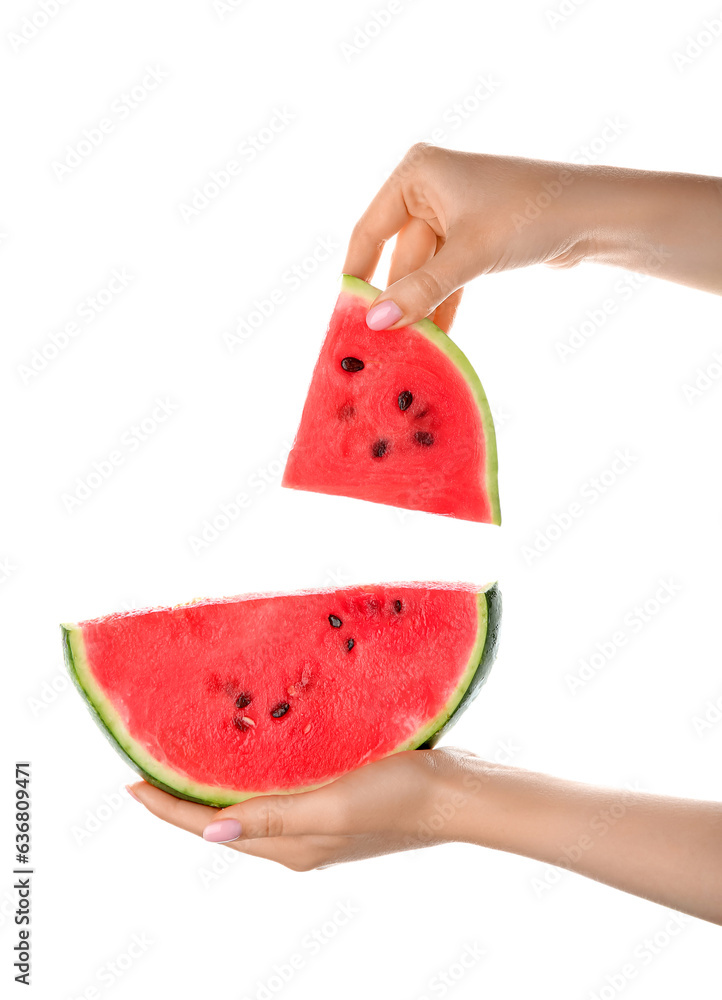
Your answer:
288;148;721;523
343;143;722;331
127;744;722;925
63;582;500;805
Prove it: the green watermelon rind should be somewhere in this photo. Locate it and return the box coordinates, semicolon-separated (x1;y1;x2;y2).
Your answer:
417;582;501;749
340;275;501;526
61;583;500;807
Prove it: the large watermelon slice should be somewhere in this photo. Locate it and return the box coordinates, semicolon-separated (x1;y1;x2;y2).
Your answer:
282;276;500;523
62;582;500;806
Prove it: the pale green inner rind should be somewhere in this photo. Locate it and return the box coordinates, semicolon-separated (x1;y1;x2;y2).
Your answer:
340;275;501;525
61;586;492;807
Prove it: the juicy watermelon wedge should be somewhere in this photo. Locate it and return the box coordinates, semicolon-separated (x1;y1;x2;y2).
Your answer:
283;275;501;524
62;582;501;806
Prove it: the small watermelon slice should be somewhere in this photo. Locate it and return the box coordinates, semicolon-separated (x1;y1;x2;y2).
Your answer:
282;276;500;523
62;582;500;806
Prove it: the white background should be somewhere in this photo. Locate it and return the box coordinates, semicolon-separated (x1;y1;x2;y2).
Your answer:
2;0;721;996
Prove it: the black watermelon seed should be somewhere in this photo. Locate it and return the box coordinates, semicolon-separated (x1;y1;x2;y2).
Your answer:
233;716;250;732
416;409;428;419
341;357;364;372
371;439;388;458
347;638;355;651
398;390;413;411
329;614;343;628
414;430;435;446
235;692;252;709
394;599;403;613
271;702;290;718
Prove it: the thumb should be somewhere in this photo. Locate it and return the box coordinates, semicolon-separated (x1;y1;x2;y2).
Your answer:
366;240;470;330
202;785;346;843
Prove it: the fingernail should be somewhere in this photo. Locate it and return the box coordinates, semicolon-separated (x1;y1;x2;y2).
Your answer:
203;819;242;843
366;299;402;330
126;784;142;803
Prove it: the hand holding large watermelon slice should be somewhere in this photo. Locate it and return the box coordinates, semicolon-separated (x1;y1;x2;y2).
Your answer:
127;744;722;926
63;582;500;806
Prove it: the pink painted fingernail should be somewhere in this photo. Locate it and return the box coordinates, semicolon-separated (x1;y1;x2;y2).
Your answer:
126;784;142;803
203;819;242;843
366;299;402;330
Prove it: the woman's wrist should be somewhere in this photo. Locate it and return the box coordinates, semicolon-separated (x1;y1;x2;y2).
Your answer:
433;752;589;862
415;751;547;855
574;164;722;292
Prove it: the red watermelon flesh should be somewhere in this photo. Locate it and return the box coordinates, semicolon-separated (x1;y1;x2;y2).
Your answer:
62;582;500;806
282;276;500;524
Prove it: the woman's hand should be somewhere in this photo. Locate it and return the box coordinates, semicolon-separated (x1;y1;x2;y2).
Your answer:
344;144;722;333
129;747;722;924
128;748;471;872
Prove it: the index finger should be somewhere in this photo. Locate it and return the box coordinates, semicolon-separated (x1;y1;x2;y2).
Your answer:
343;172;411;283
